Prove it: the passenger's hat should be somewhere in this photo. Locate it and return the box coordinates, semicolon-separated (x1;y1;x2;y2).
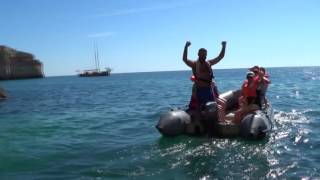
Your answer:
246;71;255;79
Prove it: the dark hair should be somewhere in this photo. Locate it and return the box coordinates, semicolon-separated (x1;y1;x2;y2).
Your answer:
198;48;207;53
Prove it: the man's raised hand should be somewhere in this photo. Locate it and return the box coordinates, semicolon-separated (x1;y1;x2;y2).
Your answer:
185;41;191;47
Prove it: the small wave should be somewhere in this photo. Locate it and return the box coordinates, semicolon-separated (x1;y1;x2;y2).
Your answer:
303;68;320;81
266;162;298;179
293;128;310;145
304;109;320;116
274;110;309;124
271;109;312;150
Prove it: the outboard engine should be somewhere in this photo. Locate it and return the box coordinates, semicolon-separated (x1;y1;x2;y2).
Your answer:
184;101;218;136
240;110;272;139
156;110;191;136
202;101;219;137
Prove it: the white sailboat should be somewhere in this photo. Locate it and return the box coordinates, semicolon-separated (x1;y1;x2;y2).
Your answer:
78;43;111;77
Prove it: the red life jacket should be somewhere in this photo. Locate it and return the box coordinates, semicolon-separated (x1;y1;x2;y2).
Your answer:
242;77;259;98
192;61;213;84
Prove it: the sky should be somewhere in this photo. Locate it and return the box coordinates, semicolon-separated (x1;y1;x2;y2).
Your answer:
0;0;319;76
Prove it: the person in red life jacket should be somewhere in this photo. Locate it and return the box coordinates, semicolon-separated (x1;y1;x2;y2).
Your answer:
234;71;260;123
248;66;271;108
183;41;227;109
242;71;259;104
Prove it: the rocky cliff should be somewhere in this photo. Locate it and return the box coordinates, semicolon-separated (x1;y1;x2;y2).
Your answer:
0;45;44;80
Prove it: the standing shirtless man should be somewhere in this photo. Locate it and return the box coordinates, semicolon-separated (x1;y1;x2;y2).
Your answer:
183;41;227;108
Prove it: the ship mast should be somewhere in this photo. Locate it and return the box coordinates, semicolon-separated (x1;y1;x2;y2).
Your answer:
94;42;101;72
93;42;97;71
96;43;100;71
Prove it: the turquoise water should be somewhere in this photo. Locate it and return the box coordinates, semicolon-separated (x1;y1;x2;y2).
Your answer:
1;67;320;179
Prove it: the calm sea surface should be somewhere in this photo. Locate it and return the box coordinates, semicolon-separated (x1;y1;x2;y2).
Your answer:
1;67;320;179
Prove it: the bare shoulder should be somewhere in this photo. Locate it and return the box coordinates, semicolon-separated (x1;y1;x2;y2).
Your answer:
185;60;196;68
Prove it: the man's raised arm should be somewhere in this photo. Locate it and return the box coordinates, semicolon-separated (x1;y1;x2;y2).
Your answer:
183;41;194;68
208;41;227;66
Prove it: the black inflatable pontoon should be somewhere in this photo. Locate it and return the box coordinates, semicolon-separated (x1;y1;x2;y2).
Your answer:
156;90;273;139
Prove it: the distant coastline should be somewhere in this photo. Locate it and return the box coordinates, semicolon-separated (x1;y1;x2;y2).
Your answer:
0;45;44;80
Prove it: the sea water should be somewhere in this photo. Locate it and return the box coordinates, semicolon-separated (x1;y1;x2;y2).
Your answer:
0;67;319;179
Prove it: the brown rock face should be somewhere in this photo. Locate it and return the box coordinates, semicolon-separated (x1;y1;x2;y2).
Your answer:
0;45;44;80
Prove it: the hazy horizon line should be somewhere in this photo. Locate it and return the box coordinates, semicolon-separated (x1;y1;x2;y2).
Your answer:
44;65;320;78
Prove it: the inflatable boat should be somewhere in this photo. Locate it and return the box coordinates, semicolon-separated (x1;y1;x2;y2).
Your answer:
0;88;7;100
156;90;273;139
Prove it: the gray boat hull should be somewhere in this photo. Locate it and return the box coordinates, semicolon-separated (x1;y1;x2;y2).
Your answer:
156;90;273;139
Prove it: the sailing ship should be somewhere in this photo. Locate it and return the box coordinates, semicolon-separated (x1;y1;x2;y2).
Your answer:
78;43;111;77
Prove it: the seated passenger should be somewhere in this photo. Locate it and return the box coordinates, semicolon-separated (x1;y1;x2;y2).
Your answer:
260;67;271;108
255;67;271;109
234;71;260;123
